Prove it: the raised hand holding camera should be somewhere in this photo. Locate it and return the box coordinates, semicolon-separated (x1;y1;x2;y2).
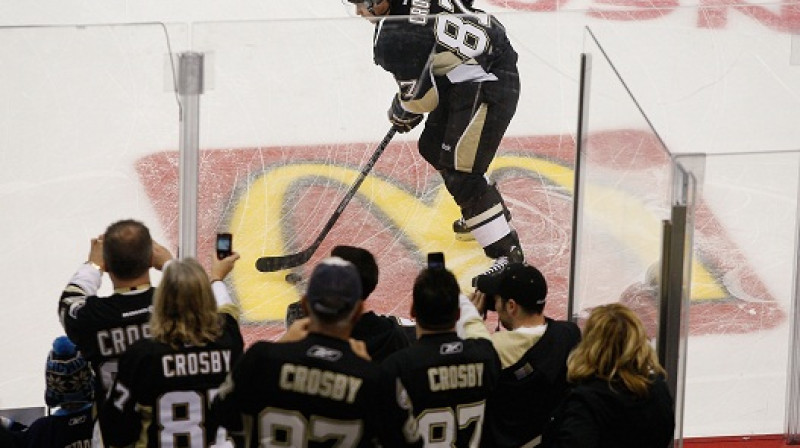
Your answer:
216;233;233;260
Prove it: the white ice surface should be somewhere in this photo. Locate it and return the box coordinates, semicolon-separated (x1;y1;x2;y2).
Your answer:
0;0;799;439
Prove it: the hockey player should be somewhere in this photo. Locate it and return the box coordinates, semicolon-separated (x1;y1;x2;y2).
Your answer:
1;336;95;447
210;257;384;447
349;0;524;285
58;219;173;402
379;265;501;447
462;262;581;448
99;255;244;447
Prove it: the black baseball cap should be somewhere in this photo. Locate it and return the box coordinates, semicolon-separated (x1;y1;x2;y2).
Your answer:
305;257;363;318
477;263;547;309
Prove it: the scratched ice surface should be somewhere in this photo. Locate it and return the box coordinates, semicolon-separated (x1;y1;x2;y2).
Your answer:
2;2;800;438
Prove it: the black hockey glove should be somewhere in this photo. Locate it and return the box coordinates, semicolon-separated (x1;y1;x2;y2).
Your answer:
388;96;423;133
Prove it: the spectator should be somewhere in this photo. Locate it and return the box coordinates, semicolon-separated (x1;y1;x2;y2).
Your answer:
285;245;415;362
1;336;94;447
99;254;244;447
332;245;414;362
379;266;501;447
460;262;581;448
58;219;173;401
540;303;675;448
211;257;384;447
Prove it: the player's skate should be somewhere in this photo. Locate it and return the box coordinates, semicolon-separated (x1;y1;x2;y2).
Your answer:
472;244;525;288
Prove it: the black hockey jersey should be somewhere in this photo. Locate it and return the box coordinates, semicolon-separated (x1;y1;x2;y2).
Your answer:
98;313;244;447
13;404;94;448
351;311;413;363
372;1;518;114
379;332;501;447
59;277;155;398
210;332;384;448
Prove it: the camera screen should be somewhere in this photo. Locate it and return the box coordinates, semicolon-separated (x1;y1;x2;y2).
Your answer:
427;252;445;270
217;237;231;251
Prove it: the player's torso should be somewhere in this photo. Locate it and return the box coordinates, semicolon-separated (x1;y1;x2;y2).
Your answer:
243;335;383;448
374;3;515;80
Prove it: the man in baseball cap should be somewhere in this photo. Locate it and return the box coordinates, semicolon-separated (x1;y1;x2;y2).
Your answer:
474;261;548;318
332;245;414;362
304;256;363;321
459;262;581;448
210;257;385;447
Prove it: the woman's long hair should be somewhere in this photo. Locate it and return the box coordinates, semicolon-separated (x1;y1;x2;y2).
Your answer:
150;258;221;348
567;303;666;396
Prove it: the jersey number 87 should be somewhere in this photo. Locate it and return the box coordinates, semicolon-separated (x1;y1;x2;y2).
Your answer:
113;383;231;447
258;408;363;447
408;401;486;448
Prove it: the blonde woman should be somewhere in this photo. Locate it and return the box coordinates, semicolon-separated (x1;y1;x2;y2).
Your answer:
541;303;675;448
99;254;243;447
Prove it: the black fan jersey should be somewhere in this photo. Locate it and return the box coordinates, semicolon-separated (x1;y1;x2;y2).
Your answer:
18;405;94;448
210;333;383;448
351;311;413;363
98;313;244;447
379;332;501;447
59;264;155;398
373;1;518;114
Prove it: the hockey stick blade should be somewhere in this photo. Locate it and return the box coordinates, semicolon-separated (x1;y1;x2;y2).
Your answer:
256;250;314;273
255;126;398;272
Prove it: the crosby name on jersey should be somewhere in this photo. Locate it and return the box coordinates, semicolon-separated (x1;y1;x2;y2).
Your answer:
428;362;485;391
408;0;431;24
278;363;363;403
162;349;232;378
96;321;151;357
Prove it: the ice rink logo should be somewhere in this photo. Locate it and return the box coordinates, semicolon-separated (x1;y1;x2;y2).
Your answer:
486;0;800;33
137;129;785;336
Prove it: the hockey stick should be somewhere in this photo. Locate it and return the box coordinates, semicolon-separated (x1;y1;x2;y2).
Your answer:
255;126;398;272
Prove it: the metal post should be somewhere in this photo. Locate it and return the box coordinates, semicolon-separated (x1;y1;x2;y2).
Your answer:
662;205;687;400
568;52;591;323
785;156;800;443
657;219;672;370
177;52;203;259
658;162;697;448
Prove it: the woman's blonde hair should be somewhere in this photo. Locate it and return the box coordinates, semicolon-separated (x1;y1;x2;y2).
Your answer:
150;258;221;348
567;303;665;396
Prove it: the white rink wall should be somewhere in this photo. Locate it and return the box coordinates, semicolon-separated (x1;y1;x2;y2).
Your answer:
1;0;799;439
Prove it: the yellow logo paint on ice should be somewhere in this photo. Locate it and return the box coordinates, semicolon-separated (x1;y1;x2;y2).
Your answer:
229;155;723;322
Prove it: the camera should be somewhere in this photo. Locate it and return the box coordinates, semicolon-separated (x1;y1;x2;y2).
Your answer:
216;233;233;260
285;301;307;328
427;252;445;270
474;268;503;312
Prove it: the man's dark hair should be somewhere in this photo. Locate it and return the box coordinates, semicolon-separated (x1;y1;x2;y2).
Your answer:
331;245;378;301
412;268;460;331
499;295;546;315
103;219;152;280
